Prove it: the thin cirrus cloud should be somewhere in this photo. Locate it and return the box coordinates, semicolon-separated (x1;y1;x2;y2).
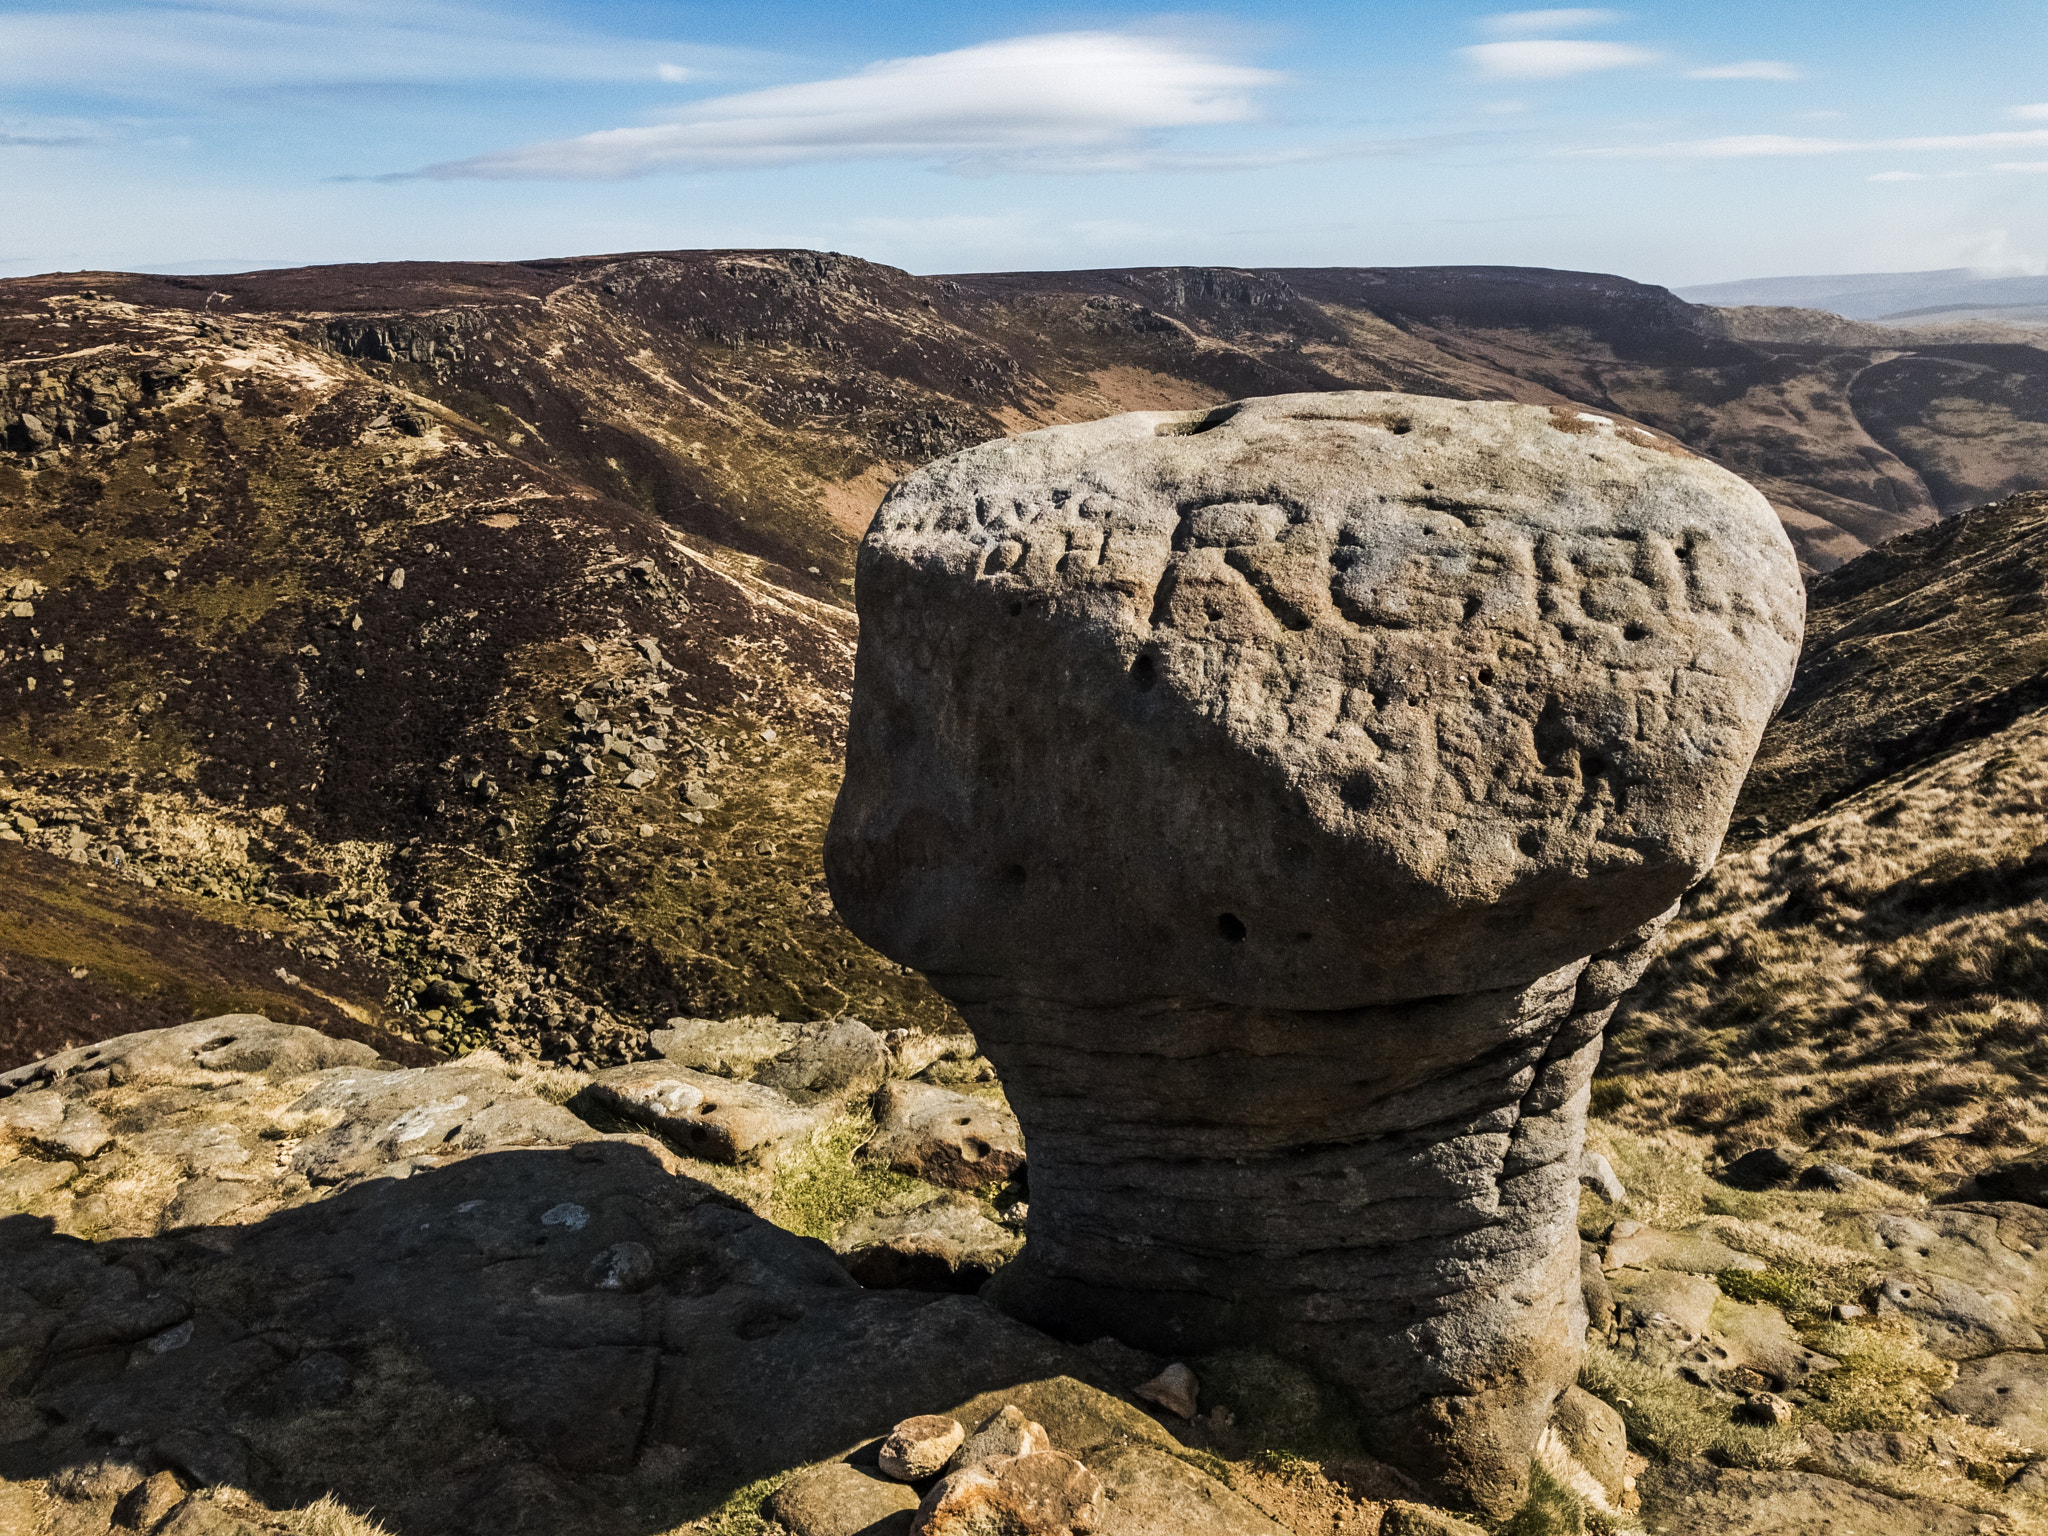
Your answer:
1478;10;1623;36
1572;129;2048;159
2014;103;2048;120
1459;39;1662;79
404;33;1280;181
0;1;763;94
1686;61;1802;81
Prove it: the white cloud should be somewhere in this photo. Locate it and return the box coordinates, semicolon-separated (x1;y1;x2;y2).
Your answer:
1687;60;1801;80
1480;10;1622;36
408;33;1280;180
1460;40;1661;79
656;63;698;84
2012;103;2048;120
1571;128;2048;158
0;1;758;92
1868;170;1924;181
1995;160;2048;173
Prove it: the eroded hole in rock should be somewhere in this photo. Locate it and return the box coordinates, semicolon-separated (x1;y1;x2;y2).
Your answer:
1131;654;1157;691
1155;404;1241;437
1008;601;1024;616
1217;913;1247;943
1518;830;1542;858
1003;863;1028;885
1624;622;1651;641
963;1137;991;1161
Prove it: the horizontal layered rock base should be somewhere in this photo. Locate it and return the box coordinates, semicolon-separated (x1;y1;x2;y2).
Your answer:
977;916;1667;1513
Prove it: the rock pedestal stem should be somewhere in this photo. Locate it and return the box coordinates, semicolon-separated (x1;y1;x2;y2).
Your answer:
826;391;1803;1513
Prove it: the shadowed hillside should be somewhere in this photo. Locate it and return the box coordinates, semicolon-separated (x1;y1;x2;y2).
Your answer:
4;250;2047;1074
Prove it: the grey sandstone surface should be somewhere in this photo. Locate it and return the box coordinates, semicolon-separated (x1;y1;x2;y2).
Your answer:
0;1016;1126;1534
827;390;1804;1512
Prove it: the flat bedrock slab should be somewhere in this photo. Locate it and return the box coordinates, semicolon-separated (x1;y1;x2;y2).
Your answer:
1636;1456;1982;1536
1;1017;1139;1536
575;1060;822;1163
1940;1350;2048;1451
835;1195;1023;1292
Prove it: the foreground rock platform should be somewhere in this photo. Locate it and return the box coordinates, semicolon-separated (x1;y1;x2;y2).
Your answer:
0;1017;1139;1534
828;390;1804;1513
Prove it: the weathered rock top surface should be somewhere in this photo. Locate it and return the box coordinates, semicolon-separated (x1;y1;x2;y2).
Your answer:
831;390;1804;1008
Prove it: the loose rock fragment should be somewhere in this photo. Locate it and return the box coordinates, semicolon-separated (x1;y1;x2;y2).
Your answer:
913;1451;1103;1536
114;1470;189;1531
880;1414;967;1481
1743;1392;1794;1426
755;1018;890;1103
1722;1147;1801;1190
946;1405;1055;1474
1133;1363;1199;1420
771;1461;921;1535
1579;1151;1626;1204
863;1080;1025;1190
835;1196;1021;1292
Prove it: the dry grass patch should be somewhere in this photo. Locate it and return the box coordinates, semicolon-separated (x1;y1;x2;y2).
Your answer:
1606;705;2048;1191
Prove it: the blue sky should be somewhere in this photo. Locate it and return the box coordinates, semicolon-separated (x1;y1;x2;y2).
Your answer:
2;1;2044;286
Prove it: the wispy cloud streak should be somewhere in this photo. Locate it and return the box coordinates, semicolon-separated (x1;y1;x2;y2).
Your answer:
1570;128;2048;159
404;33;1282;181
1460;40;1662;79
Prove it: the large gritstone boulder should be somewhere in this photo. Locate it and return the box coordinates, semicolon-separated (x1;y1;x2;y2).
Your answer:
826;391;1803;1514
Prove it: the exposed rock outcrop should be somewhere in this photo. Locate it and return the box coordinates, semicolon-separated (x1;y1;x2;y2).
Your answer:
0;1016;1111;1533
827;391;1803;1512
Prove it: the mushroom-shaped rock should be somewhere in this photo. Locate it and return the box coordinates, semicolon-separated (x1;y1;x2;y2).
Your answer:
825;390;1802;1514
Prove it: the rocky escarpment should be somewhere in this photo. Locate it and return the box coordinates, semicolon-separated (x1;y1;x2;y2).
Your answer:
5;255;2045;1083
827;391;1803;1514
0;285;955;1077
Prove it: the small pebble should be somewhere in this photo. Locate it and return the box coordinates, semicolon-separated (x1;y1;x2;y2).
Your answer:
1744;1391;1794;1426
878;1413;964;1481
1135;1362;1200;1420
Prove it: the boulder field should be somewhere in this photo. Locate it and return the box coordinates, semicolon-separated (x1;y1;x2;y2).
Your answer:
826;391;1805;1513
